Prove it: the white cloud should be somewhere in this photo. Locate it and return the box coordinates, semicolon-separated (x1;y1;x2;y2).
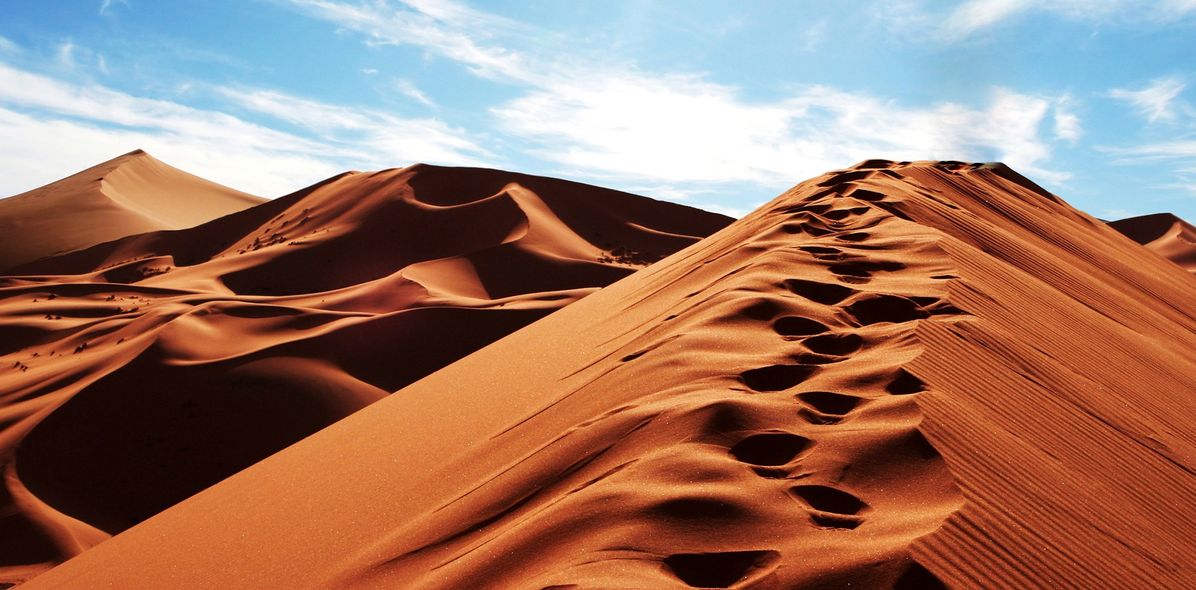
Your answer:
217;86;483;165
360;67;378;75
1053;96;1082;143
56;42;77;68
1109;77;1187;123
0;36;18;54
942;0;1034;39
283;0;536;83
902;0;1196;41
287;0;1072;192
0;61;490;197
99;0;128;16
394;78;435;107
493;76;1069;187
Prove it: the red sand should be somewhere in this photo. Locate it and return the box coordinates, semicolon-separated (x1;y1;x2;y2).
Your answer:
16;160;1196;588
1109;212;1196;273
0;160;730;584
0;150;264;271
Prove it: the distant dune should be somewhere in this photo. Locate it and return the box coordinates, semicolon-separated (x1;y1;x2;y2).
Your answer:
0;161;731;583
19;160;1196;589
0;150;264;271
1108;212;1196;273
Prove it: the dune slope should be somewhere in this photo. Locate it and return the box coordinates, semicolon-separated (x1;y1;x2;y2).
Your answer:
1108;212;1196;273
23;160;1196;589
0;164;731;584
0;150;264;271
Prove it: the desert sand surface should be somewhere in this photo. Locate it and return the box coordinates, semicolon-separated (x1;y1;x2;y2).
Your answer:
0;150;264;271
0;162;730;584
20;160;1196;589
1109;212;1196;273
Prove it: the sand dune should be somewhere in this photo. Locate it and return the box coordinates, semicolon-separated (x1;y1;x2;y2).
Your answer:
1109;212;1196;273
0;150;264;271
20;160;1196;589
0;163;730;584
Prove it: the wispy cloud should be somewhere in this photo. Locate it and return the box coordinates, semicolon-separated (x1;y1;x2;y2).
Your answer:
393;78;435;108
0;61;490;196
497;81;1069;187
99;0;128;16
56;42;77;68
1053;96;1082;143
217;86;482;165
0;36;18;54
283;0;1073;194
1109;77;1187;123
907;0;1196;41
283;0;536;83
942;0;1035;39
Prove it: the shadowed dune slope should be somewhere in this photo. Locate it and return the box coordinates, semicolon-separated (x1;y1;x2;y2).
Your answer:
1108;212;1196;273
0;163;731;584
0;150;264;271
25;160;1196;589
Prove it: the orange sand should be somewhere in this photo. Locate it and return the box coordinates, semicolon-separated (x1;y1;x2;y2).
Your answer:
1109;212;1196;273
0;150;264;271
0;160;729;584
17;160;1196;588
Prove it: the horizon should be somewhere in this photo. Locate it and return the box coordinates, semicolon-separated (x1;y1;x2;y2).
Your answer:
1;1;1195;220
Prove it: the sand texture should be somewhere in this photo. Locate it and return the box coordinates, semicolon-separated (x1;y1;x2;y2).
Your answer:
0;162;729;584
17;160;1196;589
1109;212;1196;273
0;150;264;271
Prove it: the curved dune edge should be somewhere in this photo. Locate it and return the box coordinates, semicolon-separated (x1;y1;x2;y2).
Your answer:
0;164;731;585
15;160;1196;588
0;150;264;272
1108;212;1196;274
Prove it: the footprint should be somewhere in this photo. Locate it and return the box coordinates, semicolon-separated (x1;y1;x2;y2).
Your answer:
802;333;863;356
789;485;867;514
798;245;842;256
739;364;818;392
886;370;926;395
854;159;895;169
663;550;780;588
893;562;948;590
791;485;867;530
910;297;966;317
730;432;811;466
782;279;855;305
817;170;875;186
843;294;928;326
792;352;846;366
830;260;905;277
742;299;783;321
797;408;843;425
796;391;863;416
772;316;830;337
824;206;871;221
836;232;870;242
848;189;886;202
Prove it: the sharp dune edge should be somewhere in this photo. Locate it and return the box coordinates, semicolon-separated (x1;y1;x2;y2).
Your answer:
0;161;731;584
0;150;265;271
1109;212;1196;274
12;159;1196;589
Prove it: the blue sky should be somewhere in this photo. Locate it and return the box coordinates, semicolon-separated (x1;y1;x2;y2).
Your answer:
1;1;1195;220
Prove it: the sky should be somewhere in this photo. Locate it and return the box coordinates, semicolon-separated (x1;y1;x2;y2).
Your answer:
1;1;1195;220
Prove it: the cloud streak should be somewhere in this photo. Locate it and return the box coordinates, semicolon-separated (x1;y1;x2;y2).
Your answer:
282;0;1076;196
1109;77;1187;123
0;60;491;197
